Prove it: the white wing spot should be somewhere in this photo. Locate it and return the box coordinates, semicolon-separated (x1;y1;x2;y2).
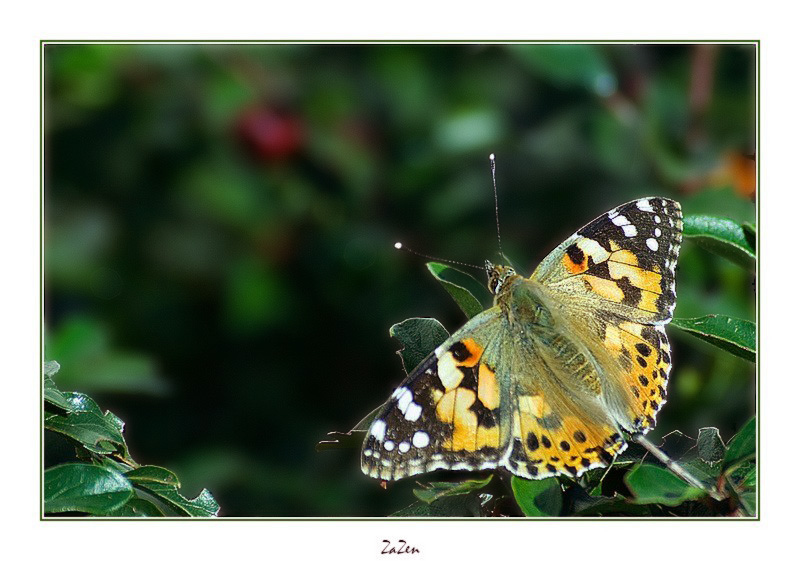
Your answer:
404;401;422;422
612;214;630;226
646;238;659;251
637;199;655;212
364;449;373;457
654;227;662;237
412;431;430;448
398;441;411;454
384;440;395;451
623;224;638;237
437;353;464;390
370;419;387;441
396;387;413;412
654;215;661;224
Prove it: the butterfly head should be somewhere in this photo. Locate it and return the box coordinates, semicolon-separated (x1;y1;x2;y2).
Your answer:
485;261;517;295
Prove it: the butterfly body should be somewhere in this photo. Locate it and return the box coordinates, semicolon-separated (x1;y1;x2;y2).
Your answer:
362;197;682;481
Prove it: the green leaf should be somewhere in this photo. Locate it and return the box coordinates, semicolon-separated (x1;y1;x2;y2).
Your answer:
683;215;756;270
696;427;726;465
426;262;483;319
723;417;756;472
45;316;167;395
106;497;165;517
125;465;180;486
44;377;76;412
624;464;706;506
739;491;756;516
571;494;653;517
44;463;134;515
390;317;449;373
44;361;78;412
675;458;720;488
671;315;755;362
508;44;615;93
44;360;61;378
742;221;756;242
412;475;493;504
741;465;757;488
44;392;129;456
390;493;488;517
511;477;563;517
134;481;219;517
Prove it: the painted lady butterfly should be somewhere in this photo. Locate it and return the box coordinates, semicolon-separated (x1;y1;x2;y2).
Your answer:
362;197;682;480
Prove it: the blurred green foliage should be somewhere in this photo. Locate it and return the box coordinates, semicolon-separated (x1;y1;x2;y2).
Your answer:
44;43;756;516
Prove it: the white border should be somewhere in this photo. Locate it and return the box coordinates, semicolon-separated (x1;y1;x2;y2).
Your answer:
3;1;792;559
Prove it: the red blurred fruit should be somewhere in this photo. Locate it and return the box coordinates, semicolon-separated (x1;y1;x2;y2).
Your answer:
236;107;304;161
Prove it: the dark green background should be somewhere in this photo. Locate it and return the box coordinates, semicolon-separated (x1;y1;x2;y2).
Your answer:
43;43;756;516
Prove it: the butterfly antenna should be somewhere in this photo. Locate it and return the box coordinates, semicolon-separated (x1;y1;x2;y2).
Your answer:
489;153;514;267
490;153;504;258
393;242;483;272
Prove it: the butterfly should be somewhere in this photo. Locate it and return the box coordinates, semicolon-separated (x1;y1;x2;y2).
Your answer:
361;197;682;481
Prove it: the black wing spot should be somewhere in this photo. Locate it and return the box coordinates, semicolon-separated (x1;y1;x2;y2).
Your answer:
469;398;497;428
449;341;471;362
566;243;585;265
459;365;479;391
616;276;642;307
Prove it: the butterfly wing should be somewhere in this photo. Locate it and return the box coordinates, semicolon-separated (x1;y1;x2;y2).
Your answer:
362;300;629;481
497;319;627;479
361;308;509;481
531;197;682;433
533;197;682;325
575;314;673;433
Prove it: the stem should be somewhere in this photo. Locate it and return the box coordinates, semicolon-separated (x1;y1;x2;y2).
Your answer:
633;433;726;502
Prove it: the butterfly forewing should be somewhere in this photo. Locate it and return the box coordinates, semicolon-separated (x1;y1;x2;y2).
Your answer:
533;197;682;325
361;308;509;481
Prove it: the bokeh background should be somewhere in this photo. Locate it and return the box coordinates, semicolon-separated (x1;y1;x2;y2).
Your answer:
43;43;756;516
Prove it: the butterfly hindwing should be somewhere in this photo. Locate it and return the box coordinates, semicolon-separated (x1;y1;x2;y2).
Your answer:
499;325;628;479
575;312;674;433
